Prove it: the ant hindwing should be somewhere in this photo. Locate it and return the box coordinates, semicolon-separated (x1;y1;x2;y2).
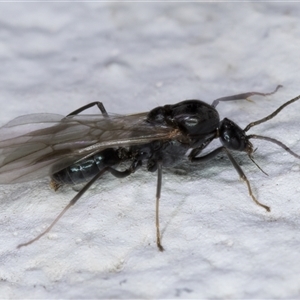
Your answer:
0;85;299;251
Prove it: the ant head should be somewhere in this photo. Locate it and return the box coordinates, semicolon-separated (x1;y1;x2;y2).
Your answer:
219;118;253;154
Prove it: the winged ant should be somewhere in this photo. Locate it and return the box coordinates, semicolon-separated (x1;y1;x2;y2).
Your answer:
0;85;299;251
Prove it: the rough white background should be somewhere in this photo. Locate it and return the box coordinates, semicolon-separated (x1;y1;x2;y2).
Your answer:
1;2;300;299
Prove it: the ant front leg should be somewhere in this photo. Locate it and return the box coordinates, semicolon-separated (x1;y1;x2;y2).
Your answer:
67;102;108;117
189;147;270;212
211;85;282;108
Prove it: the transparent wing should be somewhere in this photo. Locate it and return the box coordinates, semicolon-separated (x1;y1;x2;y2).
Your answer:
0;112;181;184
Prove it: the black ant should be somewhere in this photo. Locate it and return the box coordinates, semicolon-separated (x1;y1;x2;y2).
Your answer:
0;85;299;251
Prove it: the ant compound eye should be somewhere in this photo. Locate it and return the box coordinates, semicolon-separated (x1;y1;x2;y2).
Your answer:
219;118;247;151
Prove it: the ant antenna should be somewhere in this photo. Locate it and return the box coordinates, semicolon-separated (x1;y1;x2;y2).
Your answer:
248;135;300;159
244;93;300;175
244;94;300;132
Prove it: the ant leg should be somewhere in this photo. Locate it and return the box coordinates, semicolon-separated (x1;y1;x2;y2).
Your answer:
211;85;282;108
109;160;166;251
188;136;216;159
109;159;164;251
17;166;111;249
156;161;164;251
67;102;108;117
190;147;270;212
19;161;142;249
108;160;142;178
189;146;224;163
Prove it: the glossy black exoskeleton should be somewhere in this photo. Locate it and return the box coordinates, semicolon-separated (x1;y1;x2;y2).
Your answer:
1;85;300;250
52;100;220;185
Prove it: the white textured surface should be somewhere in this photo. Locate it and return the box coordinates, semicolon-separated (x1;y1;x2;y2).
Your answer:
1;3;300;299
